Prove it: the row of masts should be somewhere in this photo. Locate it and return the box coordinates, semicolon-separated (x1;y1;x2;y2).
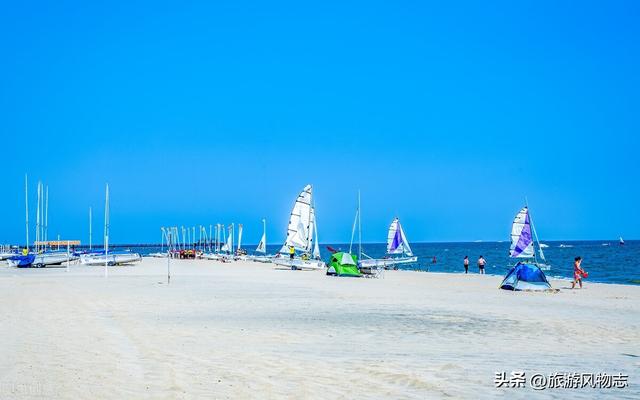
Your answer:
24;174;50;253
158;223;245;253
23;174;107;255
23;173;258;256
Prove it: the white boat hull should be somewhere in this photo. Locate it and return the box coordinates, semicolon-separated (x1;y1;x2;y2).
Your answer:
80;253;142;266
6;253;78;268
273;257;325;271
33;253;78;267
203;253;234;262
0;252;17;261
358;256;418;269
246;255;274;263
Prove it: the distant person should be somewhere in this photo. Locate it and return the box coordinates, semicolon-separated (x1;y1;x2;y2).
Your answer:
289;245;295;260
432;256;437;264
477;256;486;274
463;256;469;274
572;256;587;289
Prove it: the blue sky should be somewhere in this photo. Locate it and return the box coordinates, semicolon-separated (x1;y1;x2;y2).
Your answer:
1;0;638;245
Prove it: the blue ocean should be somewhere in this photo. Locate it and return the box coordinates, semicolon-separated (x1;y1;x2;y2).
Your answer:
105;240;639;285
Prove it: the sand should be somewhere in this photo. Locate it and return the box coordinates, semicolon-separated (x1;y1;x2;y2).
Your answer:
0;257;638;399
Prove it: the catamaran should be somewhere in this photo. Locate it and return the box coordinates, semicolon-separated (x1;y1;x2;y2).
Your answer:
0;246;17;260
273;184;324;270
247;219;274;263
149;227;170;257
80;184;141;267
7;250;79;268
80;250;142;266
509;204;550;271
358;217;418;270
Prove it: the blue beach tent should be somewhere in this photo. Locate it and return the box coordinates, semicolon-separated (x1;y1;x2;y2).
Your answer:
500;263;552;291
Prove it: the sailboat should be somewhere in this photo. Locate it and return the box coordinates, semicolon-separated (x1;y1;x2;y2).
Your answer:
247;219;274;263
80;185;141;266
358;217;418;270
149;227;170;258
209;224;235;262
7;178;80;268
273;184;324;271
0;245;18;260
619;236;625;246
509;204;550;271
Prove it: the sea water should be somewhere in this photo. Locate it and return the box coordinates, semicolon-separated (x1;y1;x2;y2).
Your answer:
104;240;638;285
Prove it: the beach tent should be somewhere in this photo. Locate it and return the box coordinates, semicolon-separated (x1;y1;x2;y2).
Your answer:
500;263;551;291
327;252;361;277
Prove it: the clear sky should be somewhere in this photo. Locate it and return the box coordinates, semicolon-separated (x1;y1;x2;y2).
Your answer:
1;1;638;245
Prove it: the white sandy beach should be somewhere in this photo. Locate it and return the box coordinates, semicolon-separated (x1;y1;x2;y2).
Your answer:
0;257;638;399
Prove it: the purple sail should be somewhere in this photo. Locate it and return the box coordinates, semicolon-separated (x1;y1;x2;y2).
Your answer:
390;227;403;252
510;208;534;258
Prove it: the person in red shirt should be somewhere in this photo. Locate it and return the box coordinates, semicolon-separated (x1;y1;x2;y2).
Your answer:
572;256;587;289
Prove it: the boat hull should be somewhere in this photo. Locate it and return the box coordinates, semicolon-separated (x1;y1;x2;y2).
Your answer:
80;253;142;266
0;252;18;261
246;255;274;263
273;257;325;271
7;253;77;268
358;256;418;269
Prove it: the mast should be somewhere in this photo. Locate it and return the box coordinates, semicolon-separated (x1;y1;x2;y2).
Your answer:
306;186;313;254
36;182;40;252
24;174;29;250
215;224;219;253
358;190;362;261
525;198;543;263
104;184;109;278
261;218;266;253
349;200;358;254
45;185;48;246
222;225;226;252
313;208;320;259
209;224;212;252
89;207;93;250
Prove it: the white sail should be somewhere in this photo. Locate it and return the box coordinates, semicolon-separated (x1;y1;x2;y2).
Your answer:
221;225;232;252
256;233;266;253
510;207;534;258
387;218;413;256
237;224;243;251
281;185;313;252
256;219;267;253
399;222;412;256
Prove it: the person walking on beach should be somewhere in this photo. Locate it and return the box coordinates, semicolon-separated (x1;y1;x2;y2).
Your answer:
477;255;486;274
463;256;469;274
572;256;587;289
289;245;295;260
